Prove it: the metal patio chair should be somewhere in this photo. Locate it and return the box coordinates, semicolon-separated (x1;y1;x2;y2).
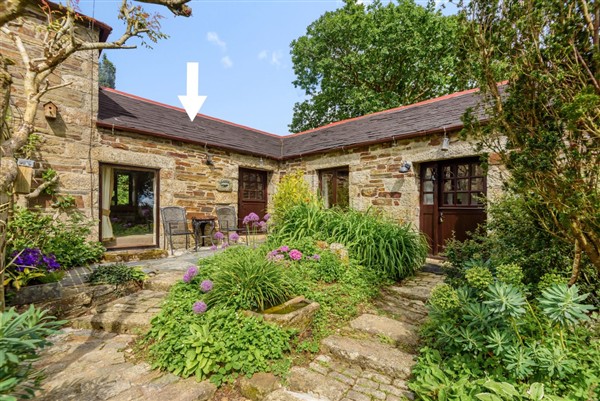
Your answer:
216;206;248;245
161;206;194;255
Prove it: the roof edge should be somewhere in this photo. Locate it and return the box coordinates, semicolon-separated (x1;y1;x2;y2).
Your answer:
96;121;282;160
45;1;112;42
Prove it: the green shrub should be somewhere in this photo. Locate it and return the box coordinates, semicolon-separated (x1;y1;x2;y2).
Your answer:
442;195;599;303
7;207;105;270
89;263;147;288
145;281;292;386
271;170;318;224
413;272;600;400
271;203;427;281
0;306;65;400
203;247;293;311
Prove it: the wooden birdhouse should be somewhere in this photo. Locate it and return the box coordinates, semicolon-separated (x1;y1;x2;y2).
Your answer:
43;101;57;119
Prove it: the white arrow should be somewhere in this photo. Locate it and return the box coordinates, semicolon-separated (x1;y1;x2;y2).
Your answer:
178;62;207;121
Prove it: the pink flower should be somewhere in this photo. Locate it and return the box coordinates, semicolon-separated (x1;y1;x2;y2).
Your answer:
289;249;302;261
200;280;213;293
221;242;229;249
312;254;321;261
258;221;267;232
279;246;290;253
210;245;217;251
242;212;260;225
263;213;271;221
229;232;240;243
214;231;224;240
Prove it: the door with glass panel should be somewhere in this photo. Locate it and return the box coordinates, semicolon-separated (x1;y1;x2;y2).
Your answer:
100;164;158;249
420;158;486;255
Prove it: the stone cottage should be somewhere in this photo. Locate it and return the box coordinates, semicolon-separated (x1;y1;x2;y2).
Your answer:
3;2;503;257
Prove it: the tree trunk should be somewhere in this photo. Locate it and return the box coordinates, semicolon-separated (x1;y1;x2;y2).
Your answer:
0;56;12;312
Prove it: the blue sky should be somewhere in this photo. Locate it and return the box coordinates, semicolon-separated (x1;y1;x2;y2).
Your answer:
77;0;444;136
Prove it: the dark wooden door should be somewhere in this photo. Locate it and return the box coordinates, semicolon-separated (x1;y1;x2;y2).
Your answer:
238;168;268;226
420;158;486;255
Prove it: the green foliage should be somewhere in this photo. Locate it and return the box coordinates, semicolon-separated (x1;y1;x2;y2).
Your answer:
89;263;147;288
289;0;468;132
0;306;65;400
15;134;40;159
6;207;105;270
98;54;116;89
442;195;599;303
465;267;494;291
40;169;57;195
204;247;293;312
457;0;600;273
146;296;292;386
271;202;427;281
412;271;599;400
272;170;317;224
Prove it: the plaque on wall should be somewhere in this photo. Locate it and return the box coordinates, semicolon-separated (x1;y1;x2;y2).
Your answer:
217;179;233;192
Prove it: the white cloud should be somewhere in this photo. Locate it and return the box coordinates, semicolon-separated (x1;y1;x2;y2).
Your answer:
221;56;233;69
206;31;226;51
258;50;283;68
271;51;282;67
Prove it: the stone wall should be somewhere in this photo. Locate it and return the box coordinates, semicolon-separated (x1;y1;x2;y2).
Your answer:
96;127;277;245
3;5;102;216
280;131;505;228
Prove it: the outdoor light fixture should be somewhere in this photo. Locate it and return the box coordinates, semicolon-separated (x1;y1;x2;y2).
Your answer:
441;127;450;151
399;161;412;173
205;154;214;166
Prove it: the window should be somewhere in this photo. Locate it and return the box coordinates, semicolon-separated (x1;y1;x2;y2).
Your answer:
319;167;349;209
441;162;485;207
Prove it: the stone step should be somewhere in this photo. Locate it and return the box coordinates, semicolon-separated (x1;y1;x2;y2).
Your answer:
349;314;419;348
374;290;429;325
387;285;433;303
265;389;330;401
71;290;166;334
321;336;416;380
144;270;185;292
287;367;351;401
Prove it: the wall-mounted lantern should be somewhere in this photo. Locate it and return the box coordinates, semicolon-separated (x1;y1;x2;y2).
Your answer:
399;161;412;173
43;102;58;119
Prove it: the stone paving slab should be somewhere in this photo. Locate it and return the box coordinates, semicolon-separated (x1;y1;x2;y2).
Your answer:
34;328;216;401
349;314;418;348
71;290;166;334
321;336;416;380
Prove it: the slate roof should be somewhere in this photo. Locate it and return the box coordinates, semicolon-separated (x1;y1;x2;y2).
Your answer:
97;86;489;160
97;88;284;158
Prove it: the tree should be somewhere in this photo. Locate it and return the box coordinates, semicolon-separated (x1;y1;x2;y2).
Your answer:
0;0;192;311
289;0;469;133
99;54;117;89
457;0;600;278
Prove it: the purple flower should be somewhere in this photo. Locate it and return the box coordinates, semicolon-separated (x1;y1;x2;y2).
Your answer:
42;254;60;272
229;232;240;243
210;245;217;251
200;280;213;293
183;266;199;283
267;250;280;261
274;254;285;262
279;246;290;253
263;213;271;221
242;212;260;225
214;231;225;240
312;254;321;261
221;242;229;249
257;221;268;232
193;301;207;314
289;249;303;261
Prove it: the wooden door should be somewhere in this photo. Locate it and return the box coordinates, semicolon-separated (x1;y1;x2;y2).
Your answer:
238;168;268;226
420;158;486;255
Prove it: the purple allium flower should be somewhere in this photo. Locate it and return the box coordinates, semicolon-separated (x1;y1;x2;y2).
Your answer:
279;246;290;253
289;249;303;261
210;245;218;251
193;301;207;314
214;231;225;240
242;212;260;225
263;213;271;221
183;266;199;283
200;280;213;293
221;242;229;249
312;254;321;261
257;221;267;232
229;232;240;243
